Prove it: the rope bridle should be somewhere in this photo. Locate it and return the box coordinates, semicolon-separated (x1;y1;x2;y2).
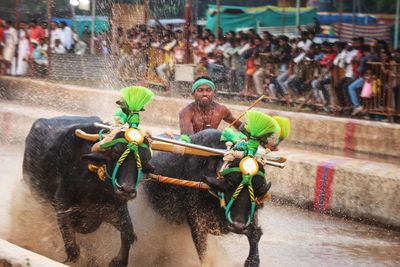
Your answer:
217;165;264;227
89;136;148;190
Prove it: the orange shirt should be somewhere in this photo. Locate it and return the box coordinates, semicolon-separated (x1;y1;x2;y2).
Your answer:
30;26;45;42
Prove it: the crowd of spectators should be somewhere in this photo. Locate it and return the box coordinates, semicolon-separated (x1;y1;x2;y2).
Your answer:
1;18;400;118
111;22;400;117
0;19;103;76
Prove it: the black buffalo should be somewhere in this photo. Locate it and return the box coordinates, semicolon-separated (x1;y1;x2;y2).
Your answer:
144;129;271;267
23;116;152;266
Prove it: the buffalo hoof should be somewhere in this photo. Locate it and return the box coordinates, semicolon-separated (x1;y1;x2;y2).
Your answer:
109;257;128;267
244;257;260;267
64;244;80;263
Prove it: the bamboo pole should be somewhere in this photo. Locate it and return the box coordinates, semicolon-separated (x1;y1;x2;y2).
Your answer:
227;95;266;127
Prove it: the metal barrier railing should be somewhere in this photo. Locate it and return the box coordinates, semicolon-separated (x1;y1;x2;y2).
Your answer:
365;62;400;121
43;48;400;122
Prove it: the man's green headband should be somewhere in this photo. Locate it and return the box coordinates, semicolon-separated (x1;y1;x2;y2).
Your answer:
191;78;216;92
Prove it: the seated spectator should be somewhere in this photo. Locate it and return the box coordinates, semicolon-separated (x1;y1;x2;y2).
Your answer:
53;38;66;54
156;33;176;90
74;38;87;55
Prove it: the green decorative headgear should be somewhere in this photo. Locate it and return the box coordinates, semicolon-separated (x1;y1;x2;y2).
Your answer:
273;116;291;145
242;110;281;155
191;78;216;92
115;86;154;127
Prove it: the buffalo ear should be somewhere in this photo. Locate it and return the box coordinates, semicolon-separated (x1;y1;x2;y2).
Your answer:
257;180;272;196
142;162;155;174
81;152;109;165
205;176;229;191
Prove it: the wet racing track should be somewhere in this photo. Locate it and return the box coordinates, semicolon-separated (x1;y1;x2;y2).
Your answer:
1;144;400;267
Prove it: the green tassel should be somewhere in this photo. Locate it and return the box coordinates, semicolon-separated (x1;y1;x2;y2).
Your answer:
221;128;246;143
121;86;154;112
244;110;280;138
114;108;127;124
179;134;191;143
273;116;291;144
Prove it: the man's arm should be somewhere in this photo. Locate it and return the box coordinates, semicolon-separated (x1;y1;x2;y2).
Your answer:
179;106;194;135
222;106;242;130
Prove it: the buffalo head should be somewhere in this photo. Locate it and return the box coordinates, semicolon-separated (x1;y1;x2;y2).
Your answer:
81;128;153;200
205;157;271;234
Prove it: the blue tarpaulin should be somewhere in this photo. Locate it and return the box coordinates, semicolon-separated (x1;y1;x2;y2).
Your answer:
51;16;109;35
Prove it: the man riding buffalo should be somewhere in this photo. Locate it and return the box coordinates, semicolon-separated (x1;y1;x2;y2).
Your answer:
179;76;242;139
146;111;286;267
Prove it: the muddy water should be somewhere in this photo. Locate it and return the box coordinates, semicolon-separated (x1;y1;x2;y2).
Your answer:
1;144;400;267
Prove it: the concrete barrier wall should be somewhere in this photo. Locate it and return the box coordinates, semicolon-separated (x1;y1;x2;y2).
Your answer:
1;77;399;163
0;239;67;267
1;77;400;230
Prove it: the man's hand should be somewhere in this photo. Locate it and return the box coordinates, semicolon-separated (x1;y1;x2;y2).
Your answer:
266;143;278;152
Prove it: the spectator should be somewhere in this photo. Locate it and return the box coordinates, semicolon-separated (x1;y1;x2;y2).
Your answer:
59;21;73;52
50;22;62;49
74;37;87;55
81;25;91;46
53;39;66;54
2;20;18;75
156;33;176;90
16;22;29;76
29;19;45;44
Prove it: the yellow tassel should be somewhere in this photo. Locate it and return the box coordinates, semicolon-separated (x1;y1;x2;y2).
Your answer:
88;164;107;181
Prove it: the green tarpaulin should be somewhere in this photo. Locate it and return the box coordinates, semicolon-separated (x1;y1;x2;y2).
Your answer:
206;4;317;33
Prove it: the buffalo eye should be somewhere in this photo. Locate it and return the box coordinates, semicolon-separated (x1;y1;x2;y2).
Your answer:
81;152;109;165
205;176;230;191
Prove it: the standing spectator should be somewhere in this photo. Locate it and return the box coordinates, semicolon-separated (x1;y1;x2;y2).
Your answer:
297;31;313;52
333;43;354;109
50;22;62;50
223;38;241;92
156;33;176;90
348;44;376;115
253;38;272;95
0;20;4;45
29;19;45;44
81;25;91;46
16;22;29;76
311;42;336;108
59;21;73;52
2;20;18;75
41;21;49;38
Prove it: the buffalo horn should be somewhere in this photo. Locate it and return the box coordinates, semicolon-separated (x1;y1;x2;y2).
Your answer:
75;129;100;142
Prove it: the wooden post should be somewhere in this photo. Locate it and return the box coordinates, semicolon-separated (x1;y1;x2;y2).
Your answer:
143;0;148;25
184;0;191;63
47;0;53;74
15;0;20;29
295;0;300;27
395;0;400;49
90;0;96;54
352;0;356;38
338;0;343;39
216;0;220;39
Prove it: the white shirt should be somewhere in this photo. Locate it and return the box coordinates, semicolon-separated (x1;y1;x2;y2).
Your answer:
297;39;313;52
50;28;63;49
54;44;66;54
204;42;216;54
61;26;73;50
238;43;251;56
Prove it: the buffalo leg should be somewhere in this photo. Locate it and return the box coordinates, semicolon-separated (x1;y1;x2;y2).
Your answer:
55;188;80;262
187;215;208;263
244;219;263;267
106;204;136;267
